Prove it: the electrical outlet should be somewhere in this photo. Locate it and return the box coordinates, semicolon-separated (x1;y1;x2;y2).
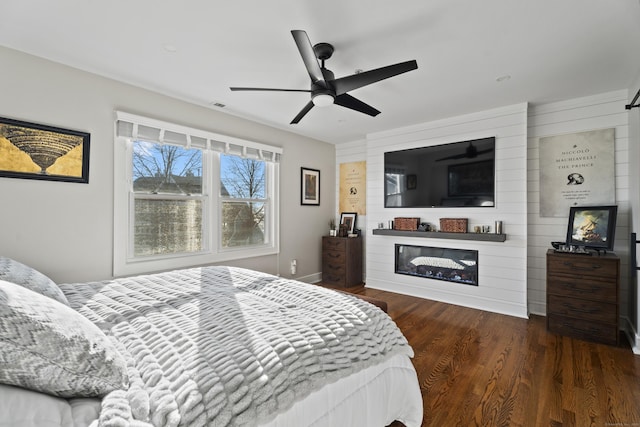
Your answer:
290;259;297;275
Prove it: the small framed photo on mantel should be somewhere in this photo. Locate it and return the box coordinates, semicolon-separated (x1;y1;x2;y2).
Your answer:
301;167;320;206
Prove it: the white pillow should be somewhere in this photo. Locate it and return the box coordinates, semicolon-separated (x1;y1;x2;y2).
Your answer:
0;279;128;398
0;256;69;306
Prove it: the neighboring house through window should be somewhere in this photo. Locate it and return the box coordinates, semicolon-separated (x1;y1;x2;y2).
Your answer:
113;112;281;276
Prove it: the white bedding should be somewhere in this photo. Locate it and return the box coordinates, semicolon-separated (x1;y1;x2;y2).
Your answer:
1;265;423;426
0;354;422;427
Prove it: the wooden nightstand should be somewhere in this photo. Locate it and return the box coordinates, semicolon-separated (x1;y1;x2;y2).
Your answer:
546;249;619;345
322;236;363;287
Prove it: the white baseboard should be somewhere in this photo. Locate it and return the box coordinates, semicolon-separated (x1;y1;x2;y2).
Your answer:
295;272;322;284
621;316;640;355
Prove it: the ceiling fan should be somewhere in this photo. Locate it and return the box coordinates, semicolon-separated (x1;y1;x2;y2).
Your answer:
436;141;494;162
230;30;418;124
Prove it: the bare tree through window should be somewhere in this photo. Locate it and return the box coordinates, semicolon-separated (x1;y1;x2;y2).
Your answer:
220;155;266;247
132;142;203;256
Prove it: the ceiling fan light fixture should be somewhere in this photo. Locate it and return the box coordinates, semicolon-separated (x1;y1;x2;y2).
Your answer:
312;93;334;107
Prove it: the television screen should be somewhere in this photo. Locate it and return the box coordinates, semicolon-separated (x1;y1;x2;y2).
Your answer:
384;137;495;208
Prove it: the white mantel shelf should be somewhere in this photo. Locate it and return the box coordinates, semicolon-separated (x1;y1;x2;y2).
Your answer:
372;228;507;242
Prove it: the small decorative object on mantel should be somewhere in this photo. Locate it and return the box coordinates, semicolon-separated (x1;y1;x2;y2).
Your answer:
417;222;431;232
394;217;420;231
440;218;468;233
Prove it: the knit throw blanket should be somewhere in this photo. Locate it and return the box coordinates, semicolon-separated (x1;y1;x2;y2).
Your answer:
59;266;413;427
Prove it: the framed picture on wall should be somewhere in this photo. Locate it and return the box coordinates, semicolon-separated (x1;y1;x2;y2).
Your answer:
0;116;90;183
301;167;320;205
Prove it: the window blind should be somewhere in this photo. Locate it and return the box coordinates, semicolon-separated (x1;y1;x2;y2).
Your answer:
115;111;282;162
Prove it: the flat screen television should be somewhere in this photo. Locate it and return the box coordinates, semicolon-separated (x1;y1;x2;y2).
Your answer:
384;137;496;208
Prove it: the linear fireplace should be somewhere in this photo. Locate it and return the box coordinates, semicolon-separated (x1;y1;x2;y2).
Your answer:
395;244;478;286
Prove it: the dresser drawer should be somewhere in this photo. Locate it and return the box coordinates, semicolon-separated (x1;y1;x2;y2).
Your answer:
322;265;346;285
547;276;617;304
323;237;346;252
547;314;618;345
323;250;346;265
547;294;616;324
547;254;618;279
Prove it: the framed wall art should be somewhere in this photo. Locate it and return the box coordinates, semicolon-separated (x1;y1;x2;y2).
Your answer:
539;128;615;217
0;116;90;183
565;205;617;252
301;167;320;206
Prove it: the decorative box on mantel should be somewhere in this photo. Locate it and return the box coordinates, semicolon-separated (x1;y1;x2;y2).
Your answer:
439;218;468;233
394;217;420;231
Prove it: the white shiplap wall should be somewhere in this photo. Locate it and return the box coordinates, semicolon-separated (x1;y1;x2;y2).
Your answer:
364;103;529;318
527;90;631;318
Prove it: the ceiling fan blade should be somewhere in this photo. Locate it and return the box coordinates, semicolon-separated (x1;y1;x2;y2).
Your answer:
291;30;327;88
230;87;311;93
334;93;381;117
290;100;315;124
333;60;418;95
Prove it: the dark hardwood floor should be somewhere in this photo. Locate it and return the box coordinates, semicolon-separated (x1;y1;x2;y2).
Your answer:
325;283;640;427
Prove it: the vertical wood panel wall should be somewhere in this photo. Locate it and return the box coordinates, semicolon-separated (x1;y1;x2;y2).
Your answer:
334;91;629;323
527;91;631;321
364;103;528;318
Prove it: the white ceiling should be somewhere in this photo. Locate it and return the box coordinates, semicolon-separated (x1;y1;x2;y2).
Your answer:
1;0;639;144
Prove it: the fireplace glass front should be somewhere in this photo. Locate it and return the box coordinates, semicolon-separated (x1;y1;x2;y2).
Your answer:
395;244;478;286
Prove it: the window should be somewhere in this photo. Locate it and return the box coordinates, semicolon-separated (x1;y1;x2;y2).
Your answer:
114;112;281;276
132;141;204;257
220;154;267;248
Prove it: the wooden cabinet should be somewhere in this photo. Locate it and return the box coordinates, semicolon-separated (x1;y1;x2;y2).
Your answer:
546;249;619;345
322;236;363;287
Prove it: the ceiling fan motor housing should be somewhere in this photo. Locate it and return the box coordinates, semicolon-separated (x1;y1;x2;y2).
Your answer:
313;42;334;61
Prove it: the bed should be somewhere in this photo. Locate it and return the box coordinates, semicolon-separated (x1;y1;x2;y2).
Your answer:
0;256;423;427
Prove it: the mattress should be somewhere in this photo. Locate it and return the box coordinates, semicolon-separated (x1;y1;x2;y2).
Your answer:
0;353;422;427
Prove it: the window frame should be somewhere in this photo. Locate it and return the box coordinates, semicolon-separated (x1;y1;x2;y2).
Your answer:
113;112;280;277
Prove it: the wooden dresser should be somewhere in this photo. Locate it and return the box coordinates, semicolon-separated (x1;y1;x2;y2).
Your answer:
322;236;363;287
546;249;619;345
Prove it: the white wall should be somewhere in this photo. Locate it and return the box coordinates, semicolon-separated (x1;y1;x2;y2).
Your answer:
527;91;631;319
363;103;529;318
627;75;640;354
0;46;335;284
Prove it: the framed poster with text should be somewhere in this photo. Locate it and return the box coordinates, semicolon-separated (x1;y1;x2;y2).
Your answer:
539;128;615;217
339;161;366;215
